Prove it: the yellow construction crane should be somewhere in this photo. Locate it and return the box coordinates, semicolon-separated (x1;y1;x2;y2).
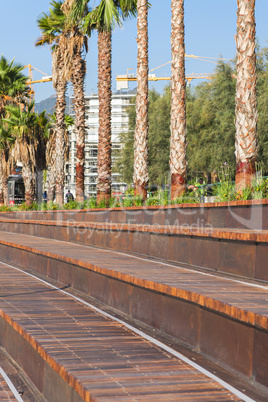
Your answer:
24;64;52;101
116;72;213;90
116;54;231;90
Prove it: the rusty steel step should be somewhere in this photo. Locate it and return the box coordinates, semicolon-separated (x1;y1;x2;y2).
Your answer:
0;198;267;230
0;259;262;401
0;230;266;395
0;217;267;282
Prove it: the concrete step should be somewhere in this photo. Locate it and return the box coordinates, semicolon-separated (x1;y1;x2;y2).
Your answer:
0;230;267;395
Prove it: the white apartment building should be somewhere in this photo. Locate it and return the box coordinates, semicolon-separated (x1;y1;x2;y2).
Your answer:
65;90;135;198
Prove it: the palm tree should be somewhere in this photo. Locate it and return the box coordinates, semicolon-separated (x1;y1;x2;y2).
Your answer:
36;1;68;204
46;113;74;202
84;0;136;203
4;103;38;205
37;1;89;204
61;0;89;203
4;103;50;206
0;55;29;118
235;0;258;189
34;111;51;204
0;55;29;203
0;123;15;205
169;0;187;200
91;1;117;204
133;0;149;201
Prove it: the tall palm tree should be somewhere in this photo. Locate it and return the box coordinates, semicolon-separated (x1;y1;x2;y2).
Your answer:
169;0;187;200
35;111;51;204
133;0;149;201
97;23;112;203
0;55;29;203
61;0;90;203
235;0;258;189
36;1;68;204
84;0;136;203
46;113;74;202
4;103;38;205
37;1;90;204
0;123;15;205
4;104;51;206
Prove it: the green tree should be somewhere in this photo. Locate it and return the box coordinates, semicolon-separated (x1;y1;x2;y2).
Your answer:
256;46;268;173
117;48;268;189
148;88;171;185
186;61;236;179
115;97;136;184
116;89;171;187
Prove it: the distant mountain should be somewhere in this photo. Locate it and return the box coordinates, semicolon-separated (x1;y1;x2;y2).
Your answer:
35;95;71;116
35;94;56;115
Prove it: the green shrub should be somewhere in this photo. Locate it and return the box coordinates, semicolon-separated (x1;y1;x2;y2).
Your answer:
0;205;11;212
18;202;38;211
63;200;80;210
122;196;134;207
109;197;122;208
145;196;160;206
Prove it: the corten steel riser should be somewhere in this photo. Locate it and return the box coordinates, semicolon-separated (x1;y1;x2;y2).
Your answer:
0;199;267;229
0;237;267;392
0;218;267;282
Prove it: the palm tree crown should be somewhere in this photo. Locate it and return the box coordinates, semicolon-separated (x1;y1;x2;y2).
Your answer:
0;55;29;117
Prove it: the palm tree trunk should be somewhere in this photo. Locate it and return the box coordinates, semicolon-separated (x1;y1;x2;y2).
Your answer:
133;0;149;201
97;29;112;204
48;156;56;203
0;162;8;205
71;51;86;204
0;163;4;205
2;174;8;206
170;0;187;200
55;67;67;206
22;164;34;206
235;0;258;190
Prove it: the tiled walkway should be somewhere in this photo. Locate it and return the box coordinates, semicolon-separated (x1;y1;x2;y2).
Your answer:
0;260;243;401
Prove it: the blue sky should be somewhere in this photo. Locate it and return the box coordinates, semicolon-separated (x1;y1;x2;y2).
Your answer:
0;1;267;102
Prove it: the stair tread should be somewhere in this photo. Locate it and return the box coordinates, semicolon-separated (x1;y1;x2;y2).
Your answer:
0;259;247;401
0;230;267;331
